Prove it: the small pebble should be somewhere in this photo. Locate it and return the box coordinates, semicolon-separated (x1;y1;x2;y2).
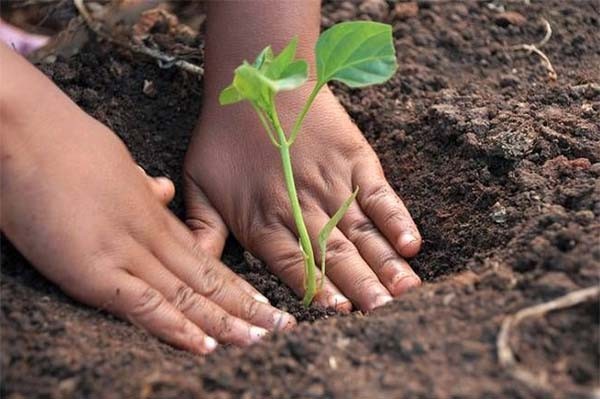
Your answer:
143;80;157;98
394;2;419;20
359;0;389;20
491;202;508;224
590;163;600;177
499;74;521;88
494;11;527;27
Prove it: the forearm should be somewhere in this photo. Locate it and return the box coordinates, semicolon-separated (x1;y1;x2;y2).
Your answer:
204;0;321;96
0;43;92;153
0;43;125;224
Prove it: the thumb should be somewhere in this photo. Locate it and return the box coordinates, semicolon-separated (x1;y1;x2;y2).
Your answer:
183;173;228;258
138;166;175;206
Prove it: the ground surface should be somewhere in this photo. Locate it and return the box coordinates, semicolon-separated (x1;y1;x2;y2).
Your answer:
1;1;599;398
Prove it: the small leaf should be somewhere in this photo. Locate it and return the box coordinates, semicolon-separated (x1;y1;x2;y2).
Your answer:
253;46;274;70
218;84;243;105
271;60;308;91
266;37;298;79
219;37;308;111
315;21;397;87
318;187;359;287
232;63;275;110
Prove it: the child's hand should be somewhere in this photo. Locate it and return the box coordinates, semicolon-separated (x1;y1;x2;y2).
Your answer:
184;1;422;313
185;83;422;313
0;44;295;354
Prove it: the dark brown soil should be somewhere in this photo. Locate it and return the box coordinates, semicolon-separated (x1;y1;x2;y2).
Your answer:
2;1;599;398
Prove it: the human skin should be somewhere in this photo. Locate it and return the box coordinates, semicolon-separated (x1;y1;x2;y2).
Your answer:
184;0;423;312
0;19;49;55
0;42;296;355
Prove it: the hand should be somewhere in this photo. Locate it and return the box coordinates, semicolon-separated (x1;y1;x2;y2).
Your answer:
0;44;295;355
184;83;422;312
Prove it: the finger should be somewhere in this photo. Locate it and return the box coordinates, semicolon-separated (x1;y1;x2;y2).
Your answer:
248;222;352;312
303;209;393;311
154;227;297;331
167;216;274;306
128;250;269;346
137;165;175;205
149;177;175;205
183;173;228;258
0;20;49;55
337;201;421;297
353;162;422;258
99;271;217;355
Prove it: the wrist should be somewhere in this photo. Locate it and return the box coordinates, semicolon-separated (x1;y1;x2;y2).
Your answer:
203;0;321;97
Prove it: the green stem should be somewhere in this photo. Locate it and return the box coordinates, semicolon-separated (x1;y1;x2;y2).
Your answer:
252;104;280;147
287;82;323;145
270;109;318;306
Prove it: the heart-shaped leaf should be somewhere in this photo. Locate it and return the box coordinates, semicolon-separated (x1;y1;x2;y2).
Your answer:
315;21;397;87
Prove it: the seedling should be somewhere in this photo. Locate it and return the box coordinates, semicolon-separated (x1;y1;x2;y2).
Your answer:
219;21;397;306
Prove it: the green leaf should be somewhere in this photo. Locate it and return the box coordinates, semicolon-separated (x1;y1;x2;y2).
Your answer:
315;21;397;87
266;37;298;79
218;84;243;105
219;47;308;111
317;187;359;287
231;63;275;110
271;60;308;91
253;46;274;70
263;37;307;91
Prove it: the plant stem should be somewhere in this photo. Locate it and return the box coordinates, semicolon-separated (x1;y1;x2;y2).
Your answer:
269;110;318;306
252;104;280;147
287;82;323;145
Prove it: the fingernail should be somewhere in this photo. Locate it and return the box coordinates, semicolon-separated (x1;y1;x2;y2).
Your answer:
272;311;297;331
397;233;418;252
249;326;269;343
328;293;351;310
155;176;173;185
371;294;393;310
203;336;218;353
253;293;270;304
391;274;421;296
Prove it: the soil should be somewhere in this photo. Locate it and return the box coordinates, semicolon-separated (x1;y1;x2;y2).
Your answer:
2;1;599;398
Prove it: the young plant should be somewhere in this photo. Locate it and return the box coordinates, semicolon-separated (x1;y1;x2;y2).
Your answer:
219;21;398;306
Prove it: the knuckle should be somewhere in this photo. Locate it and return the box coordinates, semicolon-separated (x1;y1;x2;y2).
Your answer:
382;211;408;232
216;315;237;341
240;296;261;321
317;163;336;193
346;217;378;243
271;249;306;279
377;252;401;273
325;238;356;262
335;137;367;160
353;273;381;293
253;187;289;226
187;238;214;263
186;212;225;236
363;185;393;213
130;287;164;317
196;267;226;300
171;285;201;313
246;221;282;250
